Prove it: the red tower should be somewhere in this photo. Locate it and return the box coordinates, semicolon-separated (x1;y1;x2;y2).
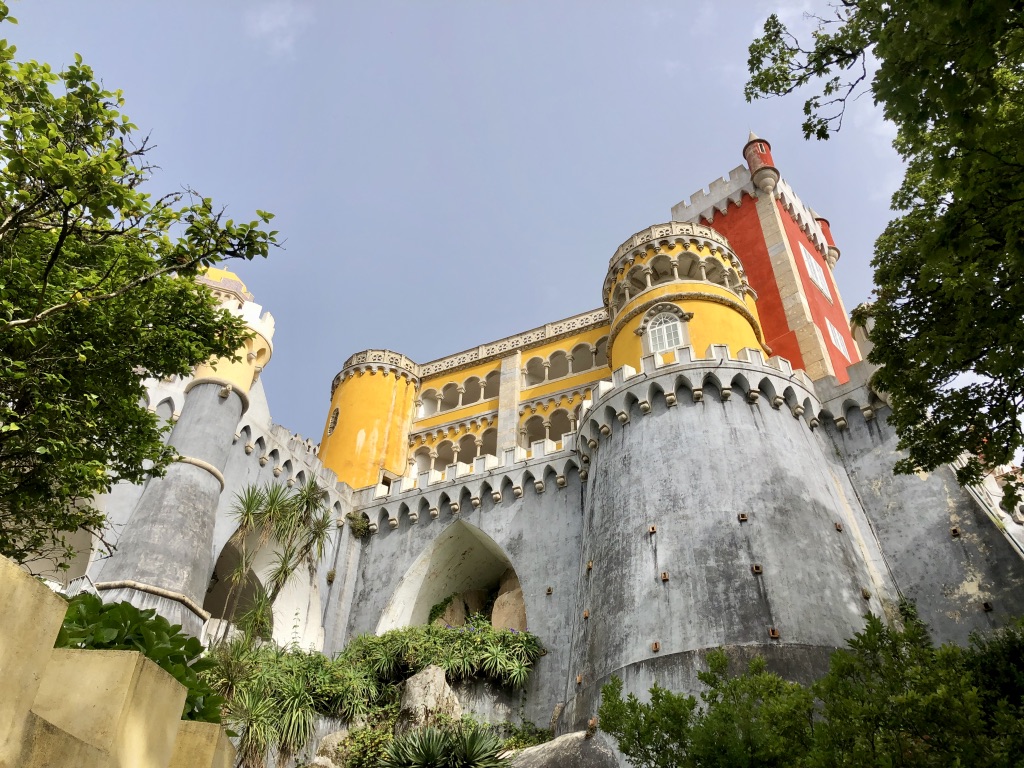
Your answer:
671;132;860;383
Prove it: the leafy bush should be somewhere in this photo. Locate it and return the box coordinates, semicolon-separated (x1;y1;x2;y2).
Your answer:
204;615;544;766
340;613;543;690
382;723;507;768
346;511;370;539
55;593;223;722
599;608;1024;768
495;720;553;751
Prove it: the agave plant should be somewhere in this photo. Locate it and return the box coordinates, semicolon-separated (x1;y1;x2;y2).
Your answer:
381;726;448;767
448;724;506;768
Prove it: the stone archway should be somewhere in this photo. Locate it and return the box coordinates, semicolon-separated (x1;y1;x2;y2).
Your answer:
376;520;526;633
202;539;272;639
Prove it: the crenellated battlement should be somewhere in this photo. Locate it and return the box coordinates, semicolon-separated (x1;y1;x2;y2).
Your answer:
671;166;756;223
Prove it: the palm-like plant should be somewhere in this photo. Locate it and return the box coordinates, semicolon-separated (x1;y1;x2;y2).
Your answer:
223;478;332;636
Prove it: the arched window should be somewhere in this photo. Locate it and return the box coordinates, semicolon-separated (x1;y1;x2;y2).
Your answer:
648;313;683;353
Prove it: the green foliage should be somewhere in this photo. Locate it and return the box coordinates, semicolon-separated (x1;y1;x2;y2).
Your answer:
55;593;223;722
346;511;371;539
495;720;552;752
339;613;544;690
429;593;457;624
746;1;1024;510
382;723;507;768
0;3;278;565
600;607;1024;767
204;616;543;767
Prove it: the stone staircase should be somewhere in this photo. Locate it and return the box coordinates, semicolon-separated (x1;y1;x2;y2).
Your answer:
0;555;234;768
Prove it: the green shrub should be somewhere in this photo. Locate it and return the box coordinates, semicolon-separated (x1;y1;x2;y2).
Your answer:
382;723;506;768
346;512;370;539
55;593;223;722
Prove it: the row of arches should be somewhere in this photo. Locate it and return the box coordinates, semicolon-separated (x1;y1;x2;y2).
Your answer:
412;428;499;474
357;459;583;534
523;337;609;387
519;407;581;448
419;370;500;418
608;253;747;315
237;425;314;487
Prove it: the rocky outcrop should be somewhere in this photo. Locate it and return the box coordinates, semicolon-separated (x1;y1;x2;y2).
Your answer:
508;731;618;767
492;587;527;631
394;665;462;736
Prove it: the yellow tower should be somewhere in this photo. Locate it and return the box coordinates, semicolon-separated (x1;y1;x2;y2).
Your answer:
603;222;769;369
319;350;419;490
194;267;275;406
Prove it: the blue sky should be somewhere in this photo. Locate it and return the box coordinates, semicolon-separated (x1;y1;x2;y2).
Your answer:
10;1;901;441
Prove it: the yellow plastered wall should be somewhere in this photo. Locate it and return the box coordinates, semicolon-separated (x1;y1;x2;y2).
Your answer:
319;370;417;490
193;331;272;395
610;285;767;370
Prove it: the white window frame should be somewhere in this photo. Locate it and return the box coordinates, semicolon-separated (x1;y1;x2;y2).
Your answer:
800;243;832;300
648;313;683;354
826;318;850;361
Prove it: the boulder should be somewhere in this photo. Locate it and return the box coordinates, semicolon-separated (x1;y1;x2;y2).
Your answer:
394;665;462;737
498;568;521;597
491;586;527;631
315;728;348;758
461;588;488;616
508;731;618;768
309;757;337;768
434;596;467;627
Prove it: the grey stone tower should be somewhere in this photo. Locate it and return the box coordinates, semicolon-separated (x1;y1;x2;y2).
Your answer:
96;271;274;636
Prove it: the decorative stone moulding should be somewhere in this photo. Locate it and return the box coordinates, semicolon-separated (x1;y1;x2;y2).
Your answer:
429;507;439;519
330;349;421;395
471;496;481;509
772;395;785;409
259;456;269;466
534;480;545;494
608;221;734;271
273;465;283;477
513;486;523;498
450;502;460;514
388;518;399;529
368;521;379;535
747;389;761;404
491;491;502;503
834;417;849;431
556;475;567;488
408;510;419;523
664;393;677;406
244;443;254;454
639;400;651;414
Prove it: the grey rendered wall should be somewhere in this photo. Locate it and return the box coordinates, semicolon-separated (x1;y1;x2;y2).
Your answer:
331;474;586;728
561;367;887;730
828;403;1024;645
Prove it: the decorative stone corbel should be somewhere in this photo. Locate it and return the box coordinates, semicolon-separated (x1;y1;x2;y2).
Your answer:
259;456;269;466
273;465;283;477
747;390;761;404
721;388;732;402
793;405;805;417
556;475;567;488
809;417;820;430
664;393;677;407
834;417;848;431
368;521;379;535
409;510;419;524
580;469;589;481
471;496;481;509
772;395;785;409
244;443;255;455
587;438;598;449
534;480;546;494
599;424;611;436
512;486;523;499
491;491;502;503
639;401;651;414
861;406;875;421
388;518;399;529
450;502;460;514
429;507;439;519
218;384;232;399
616;411;629;424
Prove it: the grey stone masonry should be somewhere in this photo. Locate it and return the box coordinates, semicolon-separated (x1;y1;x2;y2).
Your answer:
97;381;245;636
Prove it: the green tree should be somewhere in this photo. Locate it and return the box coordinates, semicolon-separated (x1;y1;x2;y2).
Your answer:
0;5;277;565
746;1;1024;510
599;608;1024;768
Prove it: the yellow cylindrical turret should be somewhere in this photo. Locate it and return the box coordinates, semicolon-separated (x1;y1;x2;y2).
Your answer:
319;350;420;490
194;267;275;408
603;222;768;370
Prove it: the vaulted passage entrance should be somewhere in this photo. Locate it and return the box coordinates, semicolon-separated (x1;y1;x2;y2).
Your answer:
376;521;525;632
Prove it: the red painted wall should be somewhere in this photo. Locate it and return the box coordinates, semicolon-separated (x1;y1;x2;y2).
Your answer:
702;196;806;370
775;200;859;383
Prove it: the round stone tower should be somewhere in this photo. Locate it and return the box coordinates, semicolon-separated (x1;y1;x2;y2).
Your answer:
563;223;889;728
97;268;274;637
319;350;419;490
